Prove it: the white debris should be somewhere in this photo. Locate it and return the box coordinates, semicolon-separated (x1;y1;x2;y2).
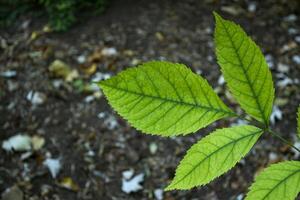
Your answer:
91;72;111;82
122;173;144;194
0;70;17;78
207;55;213;62
26;91;46;105
101;47;117;57
149;142;158;154
2;135;31;152
292;141;300;158
270;106;283;125
277;75;293;87
236;194;244;200
195;69;202;75
104;115;118;130
154;189;163;200
292;55;300;64
284;14;297;22
277;63;289;73
204;27;212;34
43;158;61;178
52;80;63;89
77;55;86;64
97;112;118;129
288;28;298;35
231;119;248;126
218;75;225;85
295;36;300;43
268;152;278;161
86;150;95;157
122;169;134;180
265;54;274;68
84;95;95;103
97;112;106;119
247;2;256;12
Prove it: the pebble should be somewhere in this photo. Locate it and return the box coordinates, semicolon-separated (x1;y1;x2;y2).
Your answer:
247;2;256;12
265;54;274;69
277;63;289;73
101;47;117;57
284;14;297;22
26;91;46;105
77;55;86;64
121;173;144;193
270;106;283;125
43;158;61;178
2;134;32;152
292;55;300;64
154;189;163;200
0;70;17;78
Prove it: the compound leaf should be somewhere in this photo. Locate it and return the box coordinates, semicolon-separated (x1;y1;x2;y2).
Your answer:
297;105;300;138
214;12;274;126
99;61;235;136
165;125;262;190
245;161;300;200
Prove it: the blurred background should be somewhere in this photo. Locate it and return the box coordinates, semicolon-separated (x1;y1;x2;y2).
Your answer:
0;0;300;199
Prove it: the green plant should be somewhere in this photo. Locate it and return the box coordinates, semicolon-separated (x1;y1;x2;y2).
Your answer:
98;12;300;199
0;0;107;31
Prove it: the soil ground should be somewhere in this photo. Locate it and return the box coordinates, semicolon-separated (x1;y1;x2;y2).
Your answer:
0;0;300;199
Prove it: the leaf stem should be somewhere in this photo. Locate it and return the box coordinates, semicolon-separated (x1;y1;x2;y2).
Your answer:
268;129;300;153
234;114;300;153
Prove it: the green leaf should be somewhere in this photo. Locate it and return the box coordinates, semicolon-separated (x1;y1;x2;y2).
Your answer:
165;125;262;190
214;12;274;126
245;161;300;200
99;61;235;136
297;106;300;138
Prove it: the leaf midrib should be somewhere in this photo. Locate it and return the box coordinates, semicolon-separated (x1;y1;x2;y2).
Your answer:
169;129;262;189
101;82;235;116
218;18;268;125
260;168;300;200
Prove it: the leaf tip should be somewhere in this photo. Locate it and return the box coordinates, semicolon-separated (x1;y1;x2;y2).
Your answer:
213;11;223;22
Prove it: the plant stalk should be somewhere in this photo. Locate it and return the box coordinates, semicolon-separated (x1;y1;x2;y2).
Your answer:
268;129;300;153
235;115;300;153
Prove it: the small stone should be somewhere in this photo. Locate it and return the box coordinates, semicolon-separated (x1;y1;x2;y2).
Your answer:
154;189;163;200
26;91;46;105
2;134;32;152
277;63;289;73
284;14;297;22
0;70;17;78
292;55;300;64
247;2;256;12
77;55;86;64
43;158;61;178
149;142;158;154
218;75;225;85
270;106;283;125
221;5;244;16
122;169;134;180
121;173;144;193
101;47;117;57
265;54;274;68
